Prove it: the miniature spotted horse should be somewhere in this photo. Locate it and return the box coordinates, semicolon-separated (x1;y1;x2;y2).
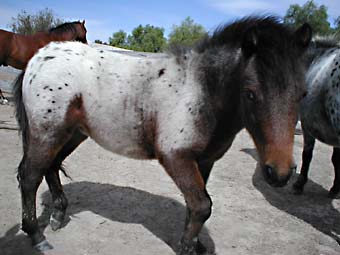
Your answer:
13;16;311;254
293;37;340;198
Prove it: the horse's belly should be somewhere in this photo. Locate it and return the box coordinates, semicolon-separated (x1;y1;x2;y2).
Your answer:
301;101;340;146
85;105;154;159
89;127;153;159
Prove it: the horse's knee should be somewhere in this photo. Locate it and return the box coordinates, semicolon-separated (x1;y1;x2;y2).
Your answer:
191;195;212;223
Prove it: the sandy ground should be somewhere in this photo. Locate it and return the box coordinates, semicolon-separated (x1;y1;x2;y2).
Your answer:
0;98;340;255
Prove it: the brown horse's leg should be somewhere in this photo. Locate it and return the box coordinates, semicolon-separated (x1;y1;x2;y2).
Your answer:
160;151;212;255
191;161;214;253
293;128;315;194
45;130;88;230
329;147;340;198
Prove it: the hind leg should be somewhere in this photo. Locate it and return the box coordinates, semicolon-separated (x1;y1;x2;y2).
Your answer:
18;143;59;251
18;122;82;250
45;130;88;230
293;128;315;194
160;151;212;255
329;147;340;198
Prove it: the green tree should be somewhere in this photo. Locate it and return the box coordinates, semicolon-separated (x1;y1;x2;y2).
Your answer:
283;0;332;35
335;16;340;35
168;17;206;47
109;30;128;48
94;39;103;44
127;25;166;52
8;8;64;35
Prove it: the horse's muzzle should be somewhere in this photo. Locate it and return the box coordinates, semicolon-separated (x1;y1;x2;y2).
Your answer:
262;164;296;187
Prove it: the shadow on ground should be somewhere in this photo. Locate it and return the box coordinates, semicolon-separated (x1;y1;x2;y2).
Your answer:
0;182;216;255
241;148;340;244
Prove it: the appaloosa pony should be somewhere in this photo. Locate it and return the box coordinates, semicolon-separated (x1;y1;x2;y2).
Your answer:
0;20;87;70
293;37;340;198
13;16;311;254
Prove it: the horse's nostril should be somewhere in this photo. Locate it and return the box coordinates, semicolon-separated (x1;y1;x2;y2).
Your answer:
264;165;274;180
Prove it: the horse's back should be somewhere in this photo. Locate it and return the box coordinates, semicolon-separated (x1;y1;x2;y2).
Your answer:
301;48;340;145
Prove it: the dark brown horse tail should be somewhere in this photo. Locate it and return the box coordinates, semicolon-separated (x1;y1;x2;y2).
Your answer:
13;71;29;152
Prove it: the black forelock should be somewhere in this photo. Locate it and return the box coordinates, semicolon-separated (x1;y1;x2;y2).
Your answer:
195;16;295;53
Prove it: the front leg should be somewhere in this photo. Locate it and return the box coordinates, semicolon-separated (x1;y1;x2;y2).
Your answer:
159;151;212;255
293;127;315;194
329;147;340;198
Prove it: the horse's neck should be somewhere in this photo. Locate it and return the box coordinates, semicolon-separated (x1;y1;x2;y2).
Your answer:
49;31;73;42
198;48;242;111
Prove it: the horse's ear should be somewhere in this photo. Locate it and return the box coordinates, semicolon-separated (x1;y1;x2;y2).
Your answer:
294;23;312;49
242;26;258;59
82;20;85;25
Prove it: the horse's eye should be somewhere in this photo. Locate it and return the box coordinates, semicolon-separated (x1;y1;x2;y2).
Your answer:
244;90;256;102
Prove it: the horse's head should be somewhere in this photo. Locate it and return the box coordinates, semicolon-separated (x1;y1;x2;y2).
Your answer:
74;20;88;44
240;21;312;187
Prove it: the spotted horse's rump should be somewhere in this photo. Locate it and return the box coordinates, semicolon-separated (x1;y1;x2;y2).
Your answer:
13;16;311;254
293;38;340;197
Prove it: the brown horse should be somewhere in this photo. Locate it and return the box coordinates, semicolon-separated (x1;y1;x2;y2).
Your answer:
0;20;87;70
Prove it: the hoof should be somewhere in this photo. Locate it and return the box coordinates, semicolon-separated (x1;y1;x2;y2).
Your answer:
179;246;197;255
50;215;62;231
179;239;206;255
34;240;53;252
292;177;306;195
292;185;304;195
196;240;207;254
50;211;65;231
292;182;304;195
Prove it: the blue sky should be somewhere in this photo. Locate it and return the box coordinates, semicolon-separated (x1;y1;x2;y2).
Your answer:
0;0;339;42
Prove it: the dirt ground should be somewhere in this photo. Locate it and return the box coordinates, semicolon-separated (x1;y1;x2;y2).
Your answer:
0;95;340;255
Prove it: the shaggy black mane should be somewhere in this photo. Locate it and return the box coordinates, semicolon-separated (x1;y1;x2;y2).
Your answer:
49;21;81;34
195;16;293;53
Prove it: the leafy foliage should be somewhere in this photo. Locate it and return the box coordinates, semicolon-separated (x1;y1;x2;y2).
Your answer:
109;25;166;52
109;30;128;49
168;17;207;47
128;25;166;52
8;8;64;35
283;0;332;35
335;16;340;36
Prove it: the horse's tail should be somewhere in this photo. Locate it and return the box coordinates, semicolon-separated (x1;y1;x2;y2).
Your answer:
13;71;29;152
13;71;71;179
